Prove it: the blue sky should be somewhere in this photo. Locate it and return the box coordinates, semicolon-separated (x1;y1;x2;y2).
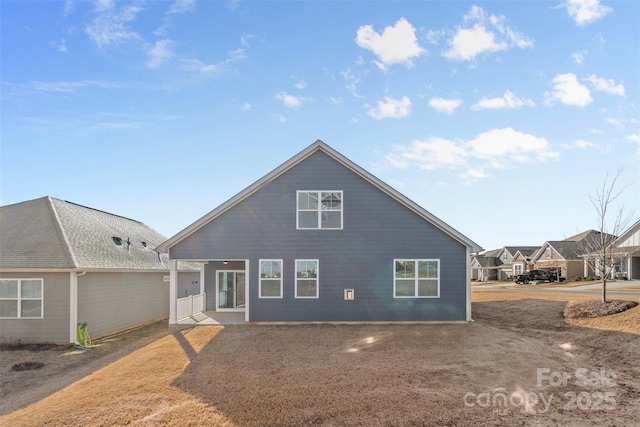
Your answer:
1;0;638;251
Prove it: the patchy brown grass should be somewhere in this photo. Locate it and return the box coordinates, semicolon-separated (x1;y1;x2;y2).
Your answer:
1;290;639;426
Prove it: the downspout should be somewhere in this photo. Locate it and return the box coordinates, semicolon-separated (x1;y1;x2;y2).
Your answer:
466;247;473;322
70;270;86;344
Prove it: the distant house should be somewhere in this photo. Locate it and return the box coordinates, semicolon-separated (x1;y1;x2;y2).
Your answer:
0;197;198;343
531;230;615;280
580;219;640;280
157;140;482;324
471;246;540;281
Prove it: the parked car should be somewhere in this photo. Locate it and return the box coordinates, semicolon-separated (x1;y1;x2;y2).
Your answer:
513;269;557;284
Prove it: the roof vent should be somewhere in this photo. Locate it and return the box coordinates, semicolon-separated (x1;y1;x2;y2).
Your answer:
113;237;122;246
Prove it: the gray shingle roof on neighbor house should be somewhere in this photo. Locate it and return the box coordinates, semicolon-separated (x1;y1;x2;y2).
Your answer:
537;230;616;261
0;196;183;271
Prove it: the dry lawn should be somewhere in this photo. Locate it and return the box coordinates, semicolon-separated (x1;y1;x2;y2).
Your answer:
1;289;639;426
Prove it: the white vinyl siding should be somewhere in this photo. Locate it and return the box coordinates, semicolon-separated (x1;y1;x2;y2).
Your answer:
259;259;283;298
297;191;343;229
394;260;440;298
295;259;319;298
0;278;44;318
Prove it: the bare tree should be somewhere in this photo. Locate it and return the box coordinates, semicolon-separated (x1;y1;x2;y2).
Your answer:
581;168;632;303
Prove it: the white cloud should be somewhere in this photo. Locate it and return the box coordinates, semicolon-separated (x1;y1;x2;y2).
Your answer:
168;0;195;14
294;80;308;90
241;33;255;47
51;39;68;53
275;92;303;109
472;90;535;110
85;2;143;49
545;73;592;106
561;139;598;149
355;17;425;69
387;128;559;178
147;39;173;69
559;0;612;27
428;97;463;115
626;134;640;143
444;6;533;61
240;102;251;111
604;117;622;127
29;80;122;93
367;96;412;119
468;128;558;167
387;137;468;170
572;51;586;64
180;49;247;75
586;75;625;96
341;69;363;99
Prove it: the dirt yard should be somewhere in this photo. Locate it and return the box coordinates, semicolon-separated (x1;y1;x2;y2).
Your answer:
1;289;639;426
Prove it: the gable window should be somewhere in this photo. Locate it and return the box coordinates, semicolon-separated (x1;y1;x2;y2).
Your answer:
394;260;439;298
297;191;342;229
0;279;43;318
295;259;319;298
259;260;282;298
546;248;551;259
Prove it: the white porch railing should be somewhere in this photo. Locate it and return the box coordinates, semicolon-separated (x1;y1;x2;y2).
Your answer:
177;293;206;320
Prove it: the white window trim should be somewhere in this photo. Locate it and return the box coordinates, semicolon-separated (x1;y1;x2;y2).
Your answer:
393;259;440;299
295;259;319;299
0;278;44;319
296;190;343;230
259;259;283;299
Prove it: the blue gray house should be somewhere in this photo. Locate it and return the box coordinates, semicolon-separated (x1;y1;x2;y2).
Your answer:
157;141;482;325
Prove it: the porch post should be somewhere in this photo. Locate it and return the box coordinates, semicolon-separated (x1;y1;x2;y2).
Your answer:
169;260;178;324
627;256;632;280
69;272;78;344
466;247;472;321
199;262;205;295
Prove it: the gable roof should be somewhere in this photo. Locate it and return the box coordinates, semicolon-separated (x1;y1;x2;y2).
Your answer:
157;140;482;253
531;230;616;262
1;197;172;270
614;219;640;248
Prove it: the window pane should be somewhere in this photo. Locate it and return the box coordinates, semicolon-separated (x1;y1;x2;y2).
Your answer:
395;280;415;297
297;280;317;297
21;300;42;317
260;280;281;298
321;192;341;210
260;261;281;278
298;192;318;210
418;261;438;279
296;261;317;278
0;280;18;298
299;211;318;228
0;300;18;317
395;261;415;279
418;279;438;297
321;211;341;228
21;280;42;298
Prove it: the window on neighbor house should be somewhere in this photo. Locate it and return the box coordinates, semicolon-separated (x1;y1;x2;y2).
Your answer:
295;259;319;298
546;248;551;259
259;260;283;298
394;260;440;298
297;191;342;229
514;264;523;275
0;279;43;318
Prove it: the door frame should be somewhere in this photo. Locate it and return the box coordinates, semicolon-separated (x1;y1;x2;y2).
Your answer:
215;270;246;312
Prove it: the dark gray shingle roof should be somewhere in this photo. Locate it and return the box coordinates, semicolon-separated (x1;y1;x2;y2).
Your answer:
1;197;171;270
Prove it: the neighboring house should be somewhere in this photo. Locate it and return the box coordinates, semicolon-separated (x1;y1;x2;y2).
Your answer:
471;246;539;280
471;249;501;281
0;197;198;343
156;140;482;324
510;247;541;276
580;219;640;280
531;230;614;280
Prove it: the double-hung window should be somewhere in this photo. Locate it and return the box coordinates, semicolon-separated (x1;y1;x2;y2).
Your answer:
297;191;342;229
259;260;283;298
394;260;439;298
295;259;319;298
0;279;43;318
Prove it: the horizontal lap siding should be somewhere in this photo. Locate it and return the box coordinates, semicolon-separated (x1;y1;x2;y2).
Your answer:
77;272;168;337
0;272;70;343
170;151;468;322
